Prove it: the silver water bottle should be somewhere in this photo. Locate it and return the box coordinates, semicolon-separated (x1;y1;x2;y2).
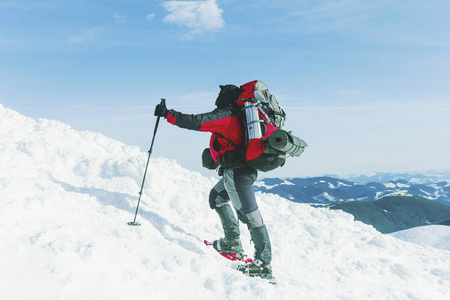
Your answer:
244;102;262;139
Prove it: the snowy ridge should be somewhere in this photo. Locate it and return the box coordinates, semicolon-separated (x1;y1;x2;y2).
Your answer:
254;176;450;205
378;191;413;199
344;171;450;185
1;104;449;299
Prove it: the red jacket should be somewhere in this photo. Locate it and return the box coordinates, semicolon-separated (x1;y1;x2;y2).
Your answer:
166;107;244;163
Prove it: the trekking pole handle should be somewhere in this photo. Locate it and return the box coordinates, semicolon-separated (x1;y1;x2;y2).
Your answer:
151;98;166;136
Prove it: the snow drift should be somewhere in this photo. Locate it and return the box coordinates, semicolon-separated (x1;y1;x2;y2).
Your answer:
0;104;449;300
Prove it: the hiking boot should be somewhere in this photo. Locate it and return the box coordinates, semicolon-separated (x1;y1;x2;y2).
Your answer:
237;258;274;280
212;237;243;254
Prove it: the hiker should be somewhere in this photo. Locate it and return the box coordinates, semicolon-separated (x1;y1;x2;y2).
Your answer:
154;84;273;279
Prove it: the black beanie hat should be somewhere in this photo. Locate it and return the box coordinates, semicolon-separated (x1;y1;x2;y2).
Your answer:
215;84;241;108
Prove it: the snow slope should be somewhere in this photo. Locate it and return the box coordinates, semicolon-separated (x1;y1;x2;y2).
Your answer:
391;226;450;251
1;104;449;300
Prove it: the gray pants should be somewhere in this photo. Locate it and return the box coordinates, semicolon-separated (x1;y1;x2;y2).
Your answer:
209;166;272;263
209;166;264;229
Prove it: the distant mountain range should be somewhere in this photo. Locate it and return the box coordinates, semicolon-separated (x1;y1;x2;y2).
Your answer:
254;175;450;206
328;195;450;234
254;173;450;233
339;171;450;185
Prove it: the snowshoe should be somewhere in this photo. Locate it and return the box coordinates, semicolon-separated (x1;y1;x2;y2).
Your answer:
212;237;243;255
237;258;275;282
204;240;252;263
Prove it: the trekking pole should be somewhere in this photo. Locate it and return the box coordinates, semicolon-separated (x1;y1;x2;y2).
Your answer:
128;98;166;226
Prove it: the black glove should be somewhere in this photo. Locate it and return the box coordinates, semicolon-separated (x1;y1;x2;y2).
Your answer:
154;102;168;118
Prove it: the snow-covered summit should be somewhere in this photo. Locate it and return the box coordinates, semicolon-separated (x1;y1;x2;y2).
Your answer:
1;104;449;299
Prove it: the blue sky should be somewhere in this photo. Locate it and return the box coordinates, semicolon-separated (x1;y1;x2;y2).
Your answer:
1;0;450;178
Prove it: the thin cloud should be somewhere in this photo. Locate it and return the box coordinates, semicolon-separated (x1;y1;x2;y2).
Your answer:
69;28;104;44
268;0;378;32
113;13;126;25
162;0;225;38
291;0;376;18
146;13;156;22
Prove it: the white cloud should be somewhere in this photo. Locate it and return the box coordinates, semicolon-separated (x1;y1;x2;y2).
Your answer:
162;0;224;38
113;13;126;24
146;13;156;22
69;28;104;44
